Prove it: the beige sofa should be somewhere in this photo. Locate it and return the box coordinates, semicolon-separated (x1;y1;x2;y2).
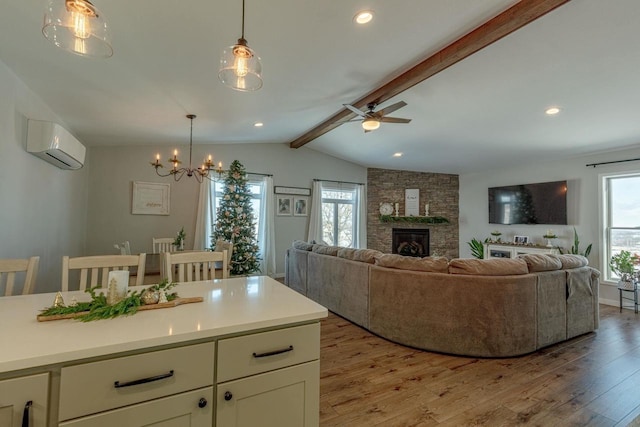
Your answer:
285;242;599;357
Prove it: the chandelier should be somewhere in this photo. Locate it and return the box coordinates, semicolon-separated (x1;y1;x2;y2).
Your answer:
218;0;262;91
151;115;223;183
42;0;113;58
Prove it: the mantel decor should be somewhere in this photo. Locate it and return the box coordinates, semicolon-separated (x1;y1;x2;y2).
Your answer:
379;215;449;224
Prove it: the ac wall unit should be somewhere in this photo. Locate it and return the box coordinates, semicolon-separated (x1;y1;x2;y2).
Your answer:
26;120;86;170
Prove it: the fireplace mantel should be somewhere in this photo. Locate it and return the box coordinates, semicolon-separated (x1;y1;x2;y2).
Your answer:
379;215;449;224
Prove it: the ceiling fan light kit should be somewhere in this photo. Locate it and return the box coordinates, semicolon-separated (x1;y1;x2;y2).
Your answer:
218;0;262;91
344;101;411;133
362;118;380;131
42;0;113;58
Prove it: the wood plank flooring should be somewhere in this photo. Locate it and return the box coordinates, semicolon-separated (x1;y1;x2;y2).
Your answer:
319;305;640;426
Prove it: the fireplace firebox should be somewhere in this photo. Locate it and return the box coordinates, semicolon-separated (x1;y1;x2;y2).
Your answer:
392;228;429;257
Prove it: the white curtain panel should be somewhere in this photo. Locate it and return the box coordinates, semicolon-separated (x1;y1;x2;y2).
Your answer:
193;179;213;250
355;183;367;249
256;175;276;276
307;180;323;243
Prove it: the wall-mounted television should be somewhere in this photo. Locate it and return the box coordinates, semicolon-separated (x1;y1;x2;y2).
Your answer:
488;180;567;225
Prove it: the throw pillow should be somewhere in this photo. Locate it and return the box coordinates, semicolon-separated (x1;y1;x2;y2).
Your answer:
448;258;529;276
292;240;314;251
374;254;449;273
517;254;562;272
337;248;384;264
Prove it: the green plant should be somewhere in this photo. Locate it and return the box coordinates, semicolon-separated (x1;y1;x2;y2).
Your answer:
609;250;638;281
559;227;592;258
174;227;186;247
467;238;484;259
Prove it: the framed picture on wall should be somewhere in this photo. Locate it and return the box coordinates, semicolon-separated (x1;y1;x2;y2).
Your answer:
294;197;308;216
277;196;292;216
132;181;170;215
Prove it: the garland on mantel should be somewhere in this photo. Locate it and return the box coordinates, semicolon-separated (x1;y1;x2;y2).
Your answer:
379;215;449;224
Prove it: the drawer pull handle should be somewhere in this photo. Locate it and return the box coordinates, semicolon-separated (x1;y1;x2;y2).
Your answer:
198;398;208;408
114;370;174;388
224;391;233;401
22;400;32;427
252;345;294;358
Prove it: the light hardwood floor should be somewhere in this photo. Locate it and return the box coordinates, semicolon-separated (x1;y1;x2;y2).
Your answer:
319;305;640;426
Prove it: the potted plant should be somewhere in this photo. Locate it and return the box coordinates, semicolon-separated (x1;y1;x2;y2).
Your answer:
467;238;484;259
174;227;186;251
609;250;639;289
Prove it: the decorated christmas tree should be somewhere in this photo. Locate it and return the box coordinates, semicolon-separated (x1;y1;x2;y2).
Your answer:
211;160;261;275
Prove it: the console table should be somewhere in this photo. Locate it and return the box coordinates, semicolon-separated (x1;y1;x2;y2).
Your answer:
484;243;560;259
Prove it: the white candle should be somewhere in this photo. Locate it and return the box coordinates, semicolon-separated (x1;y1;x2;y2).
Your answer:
107;270;129;304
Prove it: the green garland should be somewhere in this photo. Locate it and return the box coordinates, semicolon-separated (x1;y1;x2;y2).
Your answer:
40;280;178;322
379;215;449;224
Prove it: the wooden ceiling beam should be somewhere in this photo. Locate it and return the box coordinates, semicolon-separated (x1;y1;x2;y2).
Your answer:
289;0;571;149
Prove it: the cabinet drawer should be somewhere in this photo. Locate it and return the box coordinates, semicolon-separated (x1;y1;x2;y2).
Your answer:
218;323;319;383
59;386;213;426
59;342;214;421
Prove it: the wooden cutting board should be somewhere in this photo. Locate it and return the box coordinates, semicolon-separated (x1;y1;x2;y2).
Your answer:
36;296;204;322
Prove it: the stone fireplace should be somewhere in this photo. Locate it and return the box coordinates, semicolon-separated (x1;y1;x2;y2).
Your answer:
392;228;429;257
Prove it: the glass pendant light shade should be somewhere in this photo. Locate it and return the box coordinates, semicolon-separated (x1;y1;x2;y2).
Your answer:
219;38;262;91
42;0;113;58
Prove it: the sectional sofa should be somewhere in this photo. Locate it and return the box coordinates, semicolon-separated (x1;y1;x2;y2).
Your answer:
285;242;600;357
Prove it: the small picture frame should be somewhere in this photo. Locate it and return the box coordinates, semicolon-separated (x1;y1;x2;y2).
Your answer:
294;197;308;216
513;235;530;245
277;196;292;216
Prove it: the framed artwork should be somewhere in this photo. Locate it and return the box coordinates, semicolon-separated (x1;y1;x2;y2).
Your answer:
294;197;308;216
274;186;311;196
513;235;529;244
132;181;170;215
277;196;292;216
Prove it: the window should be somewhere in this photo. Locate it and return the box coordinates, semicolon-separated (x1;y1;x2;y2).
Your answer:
210;180;263;239
602;173;640;281
321;187;356;247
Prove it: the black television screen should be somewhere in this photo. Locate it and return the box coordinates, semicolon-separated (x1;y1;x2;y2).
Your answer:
488;180;567;225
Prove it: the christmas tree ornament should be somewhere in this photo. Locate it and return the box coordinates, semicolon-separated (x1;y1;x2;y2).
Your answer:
53;292;65;307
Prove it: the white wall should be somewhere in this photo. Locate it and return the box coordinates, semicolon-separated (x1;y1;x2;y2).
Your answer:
459;145;640;305
0;61;89;293
86;143;367;275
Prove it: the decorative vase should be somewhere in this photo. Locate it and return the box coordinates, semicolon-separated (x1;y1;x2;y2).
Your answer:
546;238;554;248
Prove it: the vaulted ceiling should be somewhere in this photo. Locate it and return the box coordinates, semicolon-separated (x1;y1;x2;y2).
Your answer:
1;0;639;174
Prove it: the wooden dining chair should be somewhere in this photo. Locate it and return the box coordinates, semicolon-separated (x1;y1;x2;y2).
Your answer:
164;251;228;283
152;237;176;254
213;239;234;278
61;254;146;292
0;256;39;296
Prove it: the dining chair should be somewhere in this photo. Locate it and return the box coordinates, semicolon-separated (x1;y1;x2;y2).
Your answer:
0;256;39;296
152;237;176;254
213;239;234;278
61;254;146;292
164;251;228;283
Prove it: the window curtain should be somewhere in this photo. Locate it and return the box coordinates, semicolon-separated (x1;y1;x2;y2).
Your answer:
307;180;323;243
193;179;214;250
254;175;276;276
355;183;367;248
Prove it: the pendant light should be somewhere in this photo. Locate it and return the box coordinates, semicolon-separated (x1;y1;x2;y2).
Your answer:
218;0;262;91
42;0;113;58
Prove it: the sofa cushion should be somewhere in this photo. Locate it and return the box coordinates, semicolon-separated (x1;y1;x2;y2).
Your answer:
312;244;341;256
549;254;589;269
292;240;314;251
374;254;449;273
449;258;529;276
337;248;384;264
517;254;563;272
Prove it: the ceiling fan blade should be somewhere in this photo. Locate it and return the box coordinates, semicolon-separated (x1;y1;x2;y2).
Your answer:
343;104;366;117
336;118;364;125
380;117;411;124
377;101;407;117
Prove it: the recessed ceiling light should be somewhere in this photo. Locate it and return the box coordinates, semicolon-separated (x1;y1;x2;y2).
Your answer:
254;122;264;127
545;107;561;115
393;152;403;157
354;10;374;25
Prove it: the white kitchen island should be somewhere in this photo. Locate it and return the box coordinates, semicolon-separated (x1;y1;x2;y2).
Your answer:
0;276;328;427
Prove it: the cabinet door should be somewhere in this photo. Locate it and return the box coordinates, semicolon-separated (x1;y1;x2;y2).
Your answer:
59;387;213;427
217;361;319;427
0;373;48;427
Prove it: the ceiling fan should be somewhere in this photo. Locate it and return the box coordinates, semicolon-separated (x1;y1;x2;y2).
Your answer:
343;101;411;132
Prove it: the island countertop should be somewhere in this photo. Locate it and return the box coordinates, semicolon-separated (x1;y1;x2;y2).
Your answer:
0;276;328;374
